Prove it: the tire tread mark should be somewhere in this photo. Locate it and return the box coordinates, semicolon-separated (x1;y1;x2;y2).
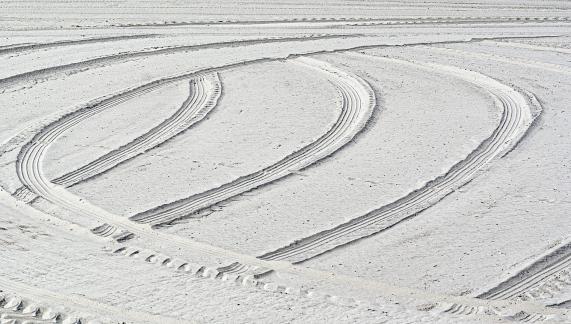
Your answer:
258;54;536;264
129;56;376;225
0;34;157;56
51;73;221;187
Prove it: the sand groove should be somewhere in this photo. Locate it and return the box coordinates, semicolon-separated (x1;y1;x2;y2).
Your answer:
105;243;365;309
0;34;357;90
10;55;378;277
0;34;157;56
478;241;571;301
258;54;537;264
0;293;80;324
113;16;571;28
52;73;221;187
130;56;376;225
2;12;568;320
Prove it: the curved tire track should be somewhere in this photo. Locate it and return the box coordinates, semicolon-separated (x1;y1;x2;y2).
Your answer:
0;278;183;324
114;16;571;28
129;56;376;225
478;241;571;302
0;293;79;324
0;34;157;56
0;34;359;90
425;45;571;76
7;43;559;322
14;58;283;234
51;73;221;187
258;54;537;264
12;56;373;271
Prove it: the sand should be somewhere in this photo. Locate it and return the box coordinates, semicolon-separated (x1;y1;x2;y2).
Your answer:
0;1;570;323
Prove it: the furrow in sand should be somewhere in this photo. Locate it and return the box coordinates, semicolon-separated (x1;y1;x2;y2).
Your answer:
14;57;285;217
549;299;571;309
113;16;571;28
478;241;571;301
0;277;184;324
9;53;566;319
129;56;376;225
425;45;571;76
0;291;79;324
13;56;375;269
51;73;221;187
0;33;358;90
0;34;158;56
257;53;537;264
0;36;556;160
483;40;571;55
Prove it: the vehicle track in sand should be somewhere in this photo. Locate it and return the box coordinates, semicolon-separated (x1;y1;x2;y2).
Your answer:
13;56;375;270
424;45;571;76
483;40;571;55
51;73;221;187
257;53;538;264
13;58;281;236
0;278;184;324
5;38;565;322
0;34;560;157
0;292;79;324
477;240;571;303
0;35;549;194
0;34;158;56
9;38;543;268
550;299;571;309
107;16;571;28
0;33;359;91
130;56;375;225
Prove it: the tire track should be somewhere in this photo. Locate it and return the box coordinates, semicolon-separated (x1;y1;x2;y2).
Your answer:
1;35;549;162
129;56;376;225
549;299;571;309
424;45;571;76
483;40;571;55
0;34;157;56
13;56;372;267
104;243;359;308
477;241;571;302
344;16;571;27
13;55;377;281
112;16;571;28
0;34;359;90
0;278;183;324
6;42;562;322
14;58;284;234
0;292;81;324
258;53;537;264
50;73;221;187
441;302;550;323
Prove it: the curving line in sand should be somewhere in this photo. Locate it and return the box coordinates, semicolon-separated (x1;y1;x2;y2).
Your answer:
14;59;278;239
483;40;571;55
0;34;158;56
0;35;555;161
0;277;185;324
51;73;221;187
0;291;84;324
13;56;371;263
425;45;571;76
13;56;375;272
8;52;564;321
129;56;376;225
112;16;571;28
0;34;359;90
258;53;538;264
478;240;571;301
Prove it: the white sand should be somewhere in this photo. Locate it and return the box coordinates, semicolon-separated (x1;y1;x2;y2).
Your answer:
0;1;570;323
